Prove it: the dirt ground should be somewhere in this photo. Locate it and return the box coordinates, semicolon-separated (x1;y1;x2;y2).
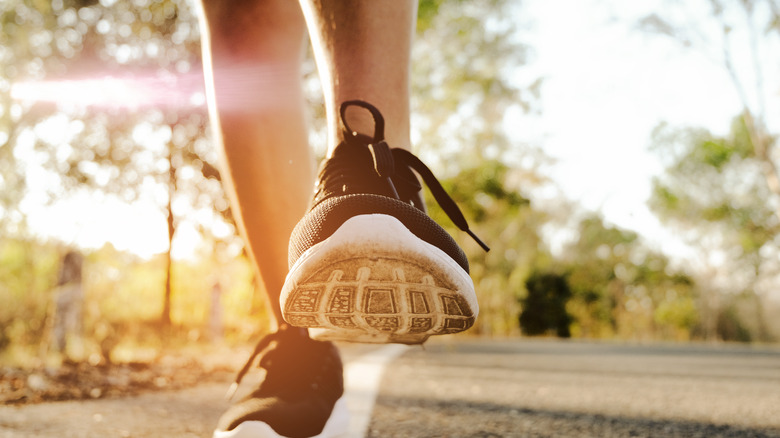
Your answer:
0;346;242;406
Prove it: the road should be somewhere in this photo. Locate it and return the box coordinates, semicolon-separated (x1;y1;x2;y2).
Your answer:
1;338;779;437
368;339;780;437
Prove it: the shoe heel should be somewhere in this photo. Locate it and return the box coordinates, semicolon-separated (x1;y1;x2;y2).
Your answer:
281;214;478;344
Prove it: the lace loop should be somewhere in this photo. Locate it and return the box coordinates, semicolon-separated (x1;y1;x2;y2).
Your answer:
336;101;490;252
340;99;386;141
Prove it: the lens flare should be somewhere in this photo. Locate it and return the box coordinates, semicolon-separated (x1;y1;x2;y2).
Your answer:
10;71;206;110
10;62;301;113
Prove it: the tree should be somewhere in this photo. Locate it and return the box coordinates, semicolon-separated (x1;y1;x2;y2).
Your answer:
412;0;542;173
3;0;547;338
408;0;549;336
0;238;60;352
640;0;779;221
2;0;239;328
519;271;572;337
641;0;779;341
649;119;778;340
560;215;698;340
427;160;546;336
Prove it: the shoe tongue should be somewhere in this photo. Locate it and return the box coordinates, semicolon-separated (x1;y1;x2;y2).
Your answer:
312;137;396;206
331;133;376;170
312;127;426;214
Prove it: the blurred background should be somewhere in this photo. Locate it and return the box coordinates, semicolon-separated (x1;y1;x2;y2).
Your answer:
1;0;778;369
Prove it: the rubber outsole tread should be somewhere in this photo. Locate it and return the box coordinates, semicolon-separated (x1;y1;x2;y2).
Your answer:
284;258;475;344
282;214;478;344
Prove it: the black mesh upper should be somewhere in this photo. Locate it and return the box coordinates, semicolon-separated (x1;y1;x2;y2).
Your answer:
288;194;470;273
216;330;343;437
288;101;478;274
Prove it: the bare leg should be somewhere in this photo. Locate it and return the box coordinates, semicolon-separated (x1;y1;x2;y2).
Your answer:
198;0;312;327
199;0;418;329
205;1;429;434
300;0;418;154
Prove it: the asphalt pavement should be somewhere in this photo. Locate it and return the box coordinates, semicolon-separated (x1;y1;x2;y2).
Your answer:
367;338;780;437
1;338;779;437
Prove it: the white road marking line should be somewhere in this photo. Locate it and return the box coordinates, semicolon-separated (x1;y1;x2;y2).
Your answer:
343;344;409;438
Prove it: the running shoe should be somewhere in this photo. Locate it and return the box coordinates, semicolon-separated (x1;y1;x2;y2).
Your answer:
281;100;489;344
213;326;348;438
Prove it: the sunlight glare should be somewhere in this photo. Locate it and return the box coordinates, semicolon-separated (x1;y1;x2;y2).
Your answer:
10;72;205;110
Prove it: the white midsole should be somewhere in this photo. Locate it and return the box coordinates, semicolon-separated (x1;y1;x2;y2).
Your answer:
281;214;478;319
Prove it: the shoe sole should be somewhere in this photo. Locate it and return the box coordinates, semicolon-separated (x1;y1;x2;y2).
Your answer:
212;396;349;438
281;214;478;344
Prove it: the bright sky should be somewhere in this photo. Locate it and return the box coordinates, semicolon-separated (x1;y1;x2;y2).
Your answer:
517;0;777;259
14;0;778;261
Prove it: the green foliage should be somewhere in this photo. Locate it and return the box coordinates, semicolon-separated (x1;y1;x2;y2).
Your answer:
412;0;534;173
426;159;543;336
83;243;268;347
1;0;223;209
417;0;452;32
519;272;572;337
559;215;699;340
2;0;240;328
0;238;269;363
686;118;755;171
2;0;735;347
654;295;698;335
413;0;547;337
641;0;780;342
716;305;753;343
649;115;779;341
0;239;60;351
1;0;547;333
650;117;779;248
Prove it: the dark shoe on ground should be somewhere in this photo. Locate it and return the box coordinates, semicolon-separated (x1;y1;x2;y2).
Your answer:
281;100;489;345
213;326;348;438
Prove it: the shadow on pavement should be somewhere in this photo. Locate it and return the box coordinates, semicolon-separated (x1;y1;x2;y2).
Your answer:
370;394;780;438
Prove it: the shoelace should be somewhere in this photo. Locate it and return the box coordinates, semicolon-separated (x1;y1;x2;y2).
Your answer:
337;100;490;252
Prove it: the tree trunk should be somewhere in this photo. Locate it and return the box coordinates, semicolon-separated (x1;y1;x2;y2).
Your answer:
161;147;176;327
